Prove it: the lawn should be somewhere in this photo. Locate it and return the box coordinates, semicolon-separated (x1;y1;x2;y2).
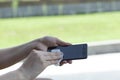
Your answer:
0;12;120;48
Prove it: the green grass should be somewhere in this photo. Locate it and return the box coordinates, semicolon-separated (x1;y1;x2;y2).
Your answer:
0;12;120;48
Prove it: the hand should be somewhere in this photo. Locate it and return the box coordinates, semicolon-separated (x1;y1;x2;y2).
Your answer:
35;36;71;51
34;36;72;65
20;50;63;80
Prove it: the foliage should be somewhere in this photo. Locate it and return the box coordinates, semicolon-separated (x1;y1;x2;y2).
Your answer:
0;12;120;48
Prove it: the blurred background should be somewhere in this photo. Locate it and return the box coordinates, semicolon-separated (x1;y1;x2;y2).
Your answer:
0;0;120;47
0;0;120;80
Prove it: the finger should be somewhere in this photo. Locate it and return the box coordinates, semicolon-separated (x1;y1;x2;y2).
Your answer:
50;60;59;64
60;61;67;66
35;78;52;80
67;60;72;64
62;60;67;63
56;39;72;46
39;57;54;67
36;43;48;51
46;60;59;66
35;51;62;62
60;60;72;66
45;52;63;61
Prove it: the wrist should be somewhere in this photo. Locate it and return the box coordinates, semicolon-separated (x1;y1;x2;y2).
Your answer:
19;65;41;80
17;68;31;80
28;39;40;49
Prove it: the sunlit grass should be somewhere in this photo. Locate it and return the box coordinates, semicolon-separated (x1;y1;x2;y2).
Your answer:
0;12;120;48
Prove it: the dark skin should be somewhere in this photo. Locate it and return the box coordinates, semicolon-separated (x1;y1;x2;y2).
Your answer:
0;36;72;69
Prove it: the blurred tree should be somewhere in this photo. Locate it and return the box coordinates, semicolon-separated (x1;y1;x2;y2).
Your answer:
12;0;19;8
12;0;19;17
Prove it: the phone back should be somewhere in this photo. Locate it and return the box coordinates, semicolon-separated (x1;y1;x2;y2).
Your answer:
48;44;87;60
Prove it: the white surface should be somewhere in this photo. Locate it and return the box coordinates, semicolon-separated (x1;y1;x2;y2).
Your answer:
0;53;120;80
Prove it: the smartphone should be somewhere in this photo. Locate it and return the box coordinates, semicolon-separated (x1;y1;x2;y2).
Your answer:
48;44;87;60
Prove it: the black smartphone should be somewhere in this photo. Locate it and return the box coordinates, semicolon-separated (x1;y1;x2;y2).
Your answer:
48;44;87;60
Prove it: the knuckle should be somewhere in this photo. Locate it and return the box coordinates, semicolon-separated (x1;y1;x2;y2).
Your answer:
31;50;38;56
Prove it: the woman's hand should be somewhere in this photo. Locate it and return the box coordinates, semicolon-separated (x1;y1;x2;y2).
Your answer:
19;50;63;80
33;36;72;65
33;36;71;51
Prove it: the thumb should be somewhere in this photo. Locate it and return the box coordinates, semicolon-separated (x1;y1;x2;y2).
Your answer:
35;43;48;51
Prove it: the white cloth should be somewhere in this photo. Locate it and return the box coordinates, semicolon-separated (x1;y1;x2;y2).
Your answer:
51;49;64;66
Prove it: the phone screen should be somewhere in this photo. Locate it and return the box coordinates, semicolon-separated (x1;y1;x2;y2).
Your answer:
48;44;87;60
